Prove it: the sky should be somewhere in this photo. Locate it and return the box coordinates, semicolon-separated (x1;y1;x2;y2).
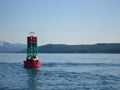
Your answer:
0;0;120;45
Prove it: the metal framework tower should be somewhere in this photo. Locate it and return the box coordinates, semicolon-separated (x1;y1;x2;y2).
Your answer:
27;32;38;59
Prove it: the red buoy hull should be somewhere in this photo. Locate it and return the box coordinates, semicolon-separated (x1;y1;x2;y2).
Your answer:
24;60;41;68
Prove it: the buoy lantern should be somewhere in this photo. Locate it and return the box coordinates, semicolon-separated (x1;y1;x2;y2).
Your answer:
24;32;41;68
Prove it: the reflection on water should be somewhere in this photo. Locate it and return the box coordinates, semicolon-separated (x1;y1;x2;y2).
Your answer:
26;69;40;90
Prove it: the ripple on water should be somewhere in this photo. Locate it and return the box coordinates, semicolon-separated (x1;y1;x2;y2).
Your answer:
0;60;120;90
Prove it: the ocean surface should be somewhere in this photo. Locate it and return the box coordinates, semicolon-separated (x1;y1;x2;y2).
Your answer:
0;53;120;90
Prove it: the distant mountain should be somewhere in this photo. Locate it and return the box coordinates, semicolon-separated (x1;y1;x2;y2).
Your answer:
0;40;26;53
0;41;120;53
38;43;120;53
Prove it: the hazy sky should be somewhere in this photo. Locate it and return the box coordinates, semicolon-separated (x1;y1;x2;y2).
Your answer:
0;0;120;45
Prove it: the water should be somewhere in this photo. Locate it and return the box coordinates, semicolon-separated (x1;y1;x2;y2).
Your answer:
0;53;120;90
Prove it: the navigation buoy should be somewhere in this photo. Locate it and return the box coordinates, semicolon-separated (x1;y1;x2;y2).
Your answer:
24;32;41;68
